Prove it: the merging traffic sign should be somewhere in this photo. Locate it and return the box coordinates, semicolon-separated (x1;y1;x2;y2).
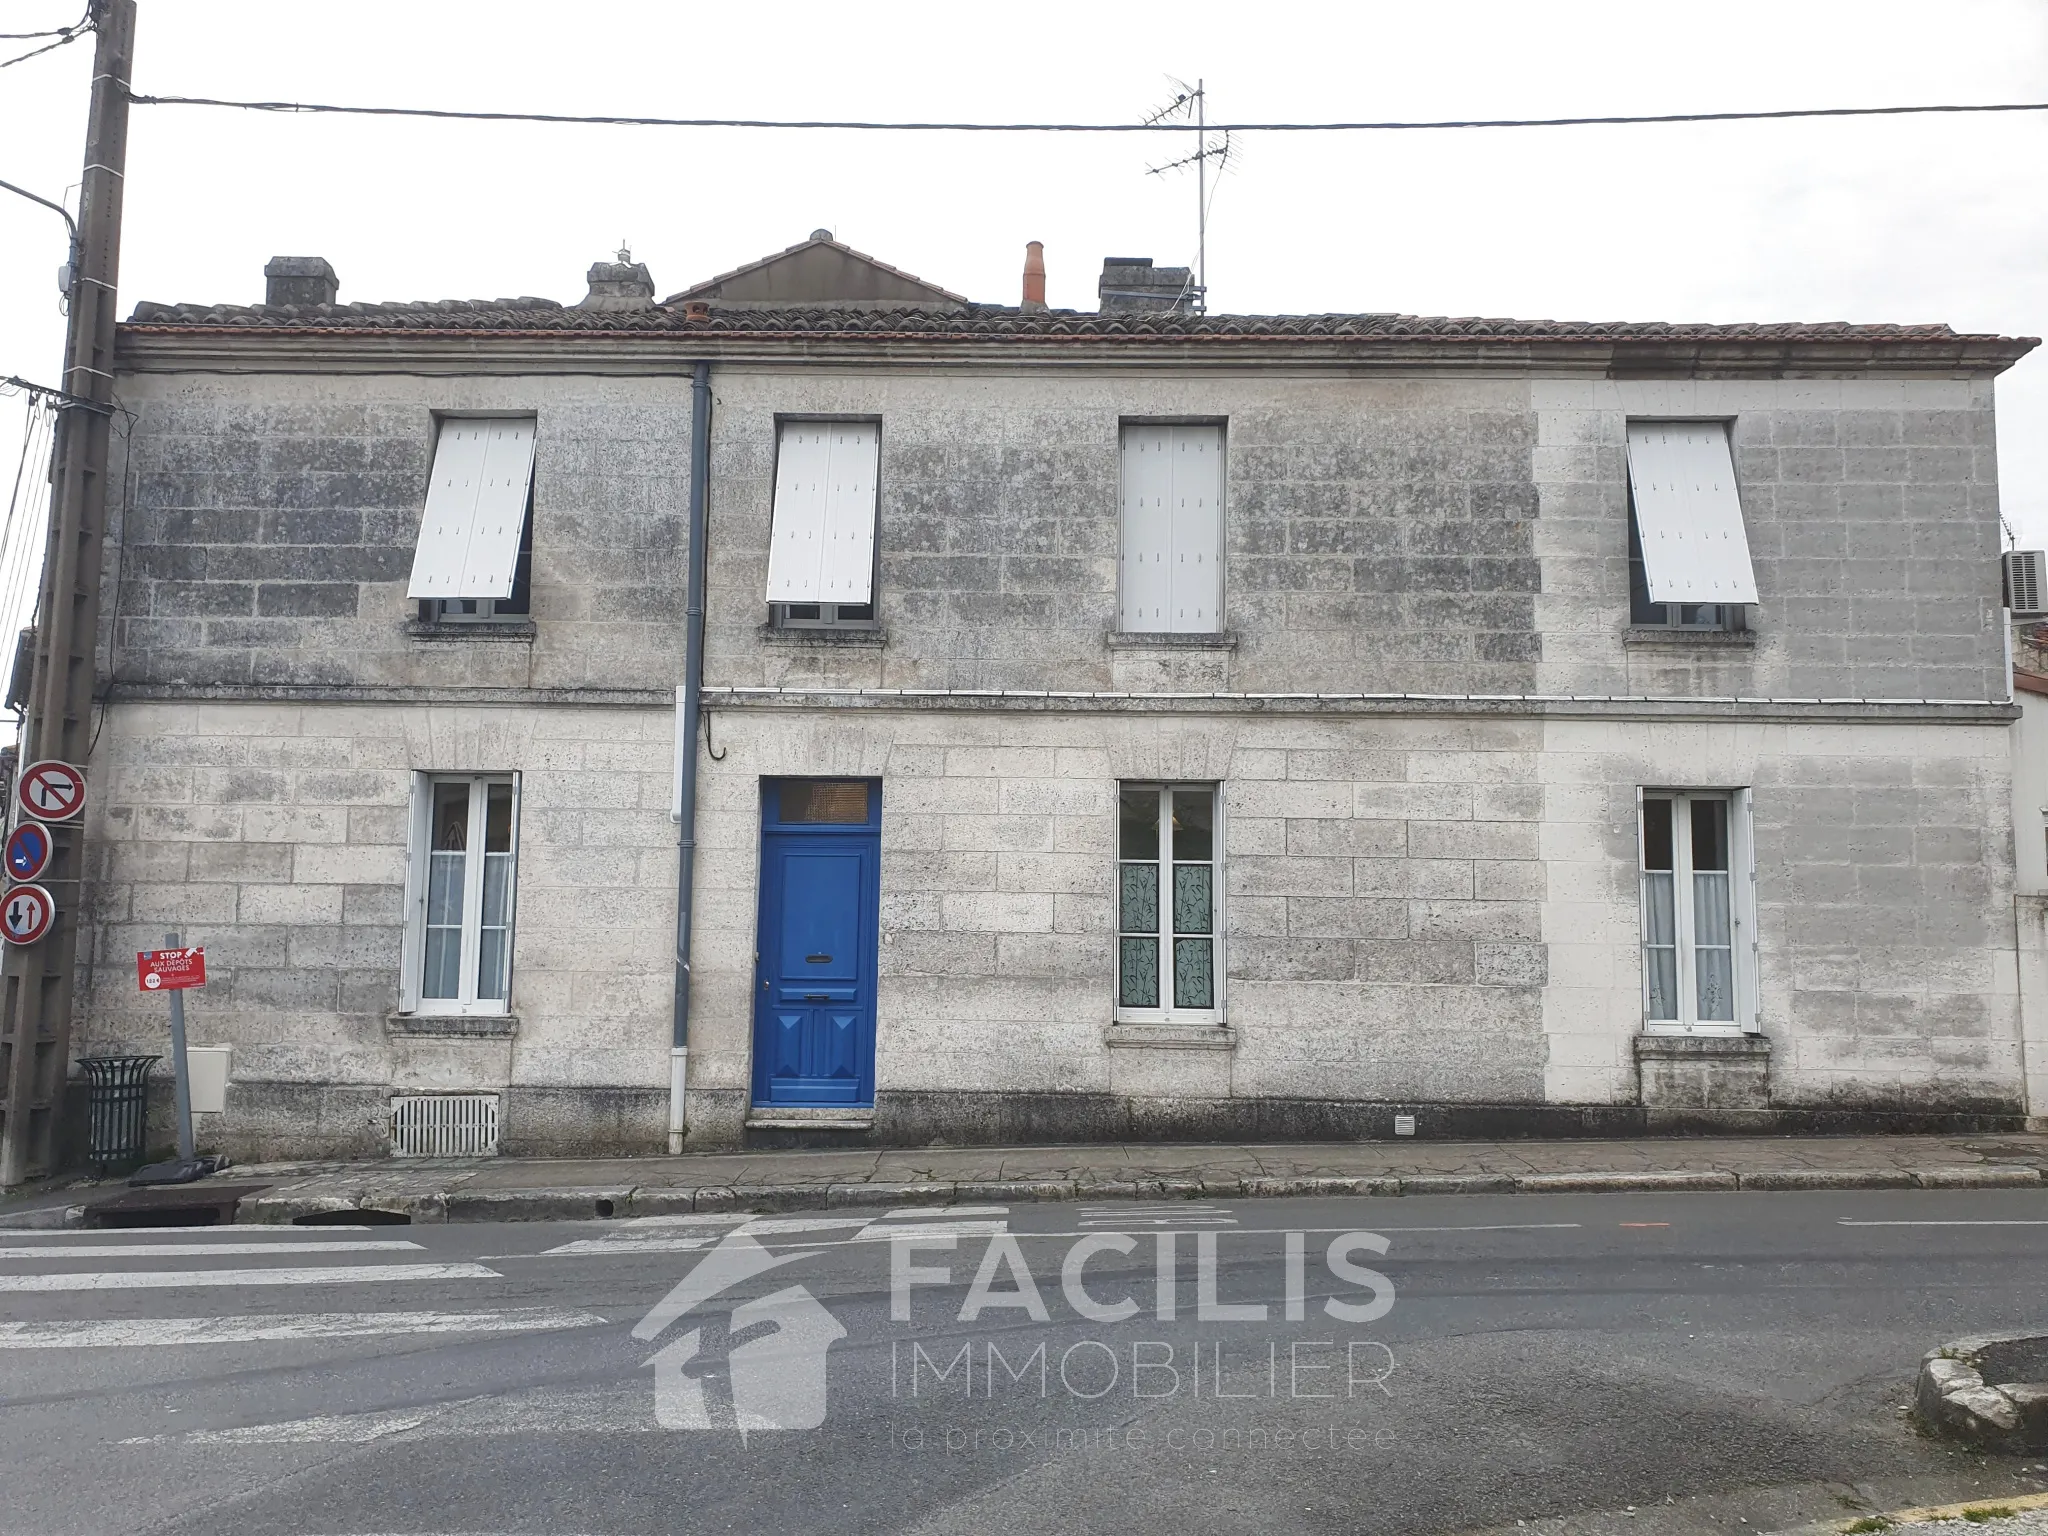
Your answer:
1;884;54;946
137;946;206;991
17;760;85;823
4;821;51;882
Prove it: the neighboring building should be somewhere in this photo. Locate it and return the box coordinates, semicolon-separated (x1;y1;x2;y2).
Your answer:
71;232;2041;1158
2005;598;2048;1127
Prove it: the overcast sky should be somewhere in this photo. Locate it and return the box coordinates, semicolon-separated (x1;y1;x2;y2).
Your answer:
3;0;2047;563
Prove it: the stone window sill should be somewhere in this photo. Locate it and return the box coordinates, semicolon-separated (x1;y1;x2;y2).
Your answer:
406;618;537;643
757;623;887;648
386;1012;519;1039
1106;631;1238;651
1633;1031;1769;1057
1622;626;1757;649
1105;1022;1238;1051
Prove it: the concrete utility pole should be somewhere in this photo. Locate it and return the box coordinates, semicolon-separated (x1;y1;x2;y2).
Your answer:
0;0;137;1186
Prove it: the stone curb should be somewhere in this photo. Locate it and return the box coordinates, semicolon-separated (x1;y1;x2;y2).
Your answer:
1736;1168;1917;1192
195;1161;2048;1225
1516;1170;1738;1193
440;1188;634;1224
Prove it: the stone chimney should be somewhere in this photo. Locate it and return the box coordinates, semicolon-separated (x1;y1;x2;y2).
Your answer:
1021;241;1046;312
264;256;338;308
1098;256;1193;315
578;245;655;311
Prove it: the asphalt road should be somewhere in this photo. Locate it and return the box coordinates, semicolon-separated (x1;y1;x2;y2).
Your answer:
4;1188;2048;1536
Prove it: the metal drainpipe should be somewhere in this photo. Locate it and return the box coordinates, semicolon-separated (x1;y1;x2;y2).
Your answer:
669;359;712;1154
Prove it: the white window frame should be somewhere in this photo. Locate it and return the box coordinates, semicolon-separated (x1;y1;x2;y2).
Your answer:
406;415;538;603
399;772;521;1017
1637;787;1759;1036
765;416;881;625
1118;421;1225;635
1115;781;1226;1026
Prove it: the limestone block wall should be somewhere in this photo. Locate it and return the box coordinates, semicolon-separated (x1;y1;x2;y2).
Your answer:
1539;716;2021;1114
77;700;677;1157
1533;377;2004;704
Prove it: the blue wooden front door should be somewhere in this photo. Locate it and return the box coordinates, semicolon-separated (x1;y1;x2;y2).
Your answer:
752;779;881;1108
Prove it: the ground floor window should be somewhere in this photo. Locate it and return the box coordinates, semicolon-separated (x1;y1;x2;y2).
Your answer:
1117;783;1221;1023
403;774;520;1015
1639;789;1754;1033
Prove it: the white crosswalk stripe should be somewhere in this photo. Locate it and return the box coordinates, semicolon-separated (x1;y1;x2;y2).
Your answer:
0;1308;609;1348
0;1240;423;1259
0;1262;500;1292
539;1207;1014;1257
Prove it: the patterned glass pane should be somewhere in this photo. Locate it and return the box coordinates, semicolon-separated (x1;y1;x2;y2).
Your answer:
1173;937;1214;1010
1120;863;1158;934
781;780;870;823
1119;935;1159;1008
1173;864;1212;935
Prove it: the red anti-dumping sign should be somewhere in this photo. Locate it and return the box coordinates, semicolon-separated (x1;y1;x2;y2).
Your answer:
137;946;206;991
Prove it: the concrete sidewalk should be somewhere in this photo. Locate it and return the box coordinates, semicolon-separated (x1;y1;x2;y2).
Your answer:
8;1130;2048;1227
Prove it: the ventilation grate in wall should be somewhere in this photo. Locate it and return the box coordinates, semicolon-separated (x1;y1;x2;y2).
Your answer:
389;1093;500;1158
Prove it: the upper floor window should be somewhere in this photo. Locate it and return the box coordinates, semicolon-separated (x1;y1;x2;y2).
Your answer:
767;420;879;629
406;417;536;623
402;774;520;1016
1624;421;1756;631
1120;423;1223;634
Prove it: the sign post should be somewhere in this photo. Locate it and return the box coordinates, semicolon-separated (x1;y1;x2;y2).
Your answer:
137;934;207;1164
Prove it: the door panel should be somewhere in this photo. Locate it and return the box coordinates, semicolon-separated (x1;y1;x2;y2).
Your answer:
753;796;880;1108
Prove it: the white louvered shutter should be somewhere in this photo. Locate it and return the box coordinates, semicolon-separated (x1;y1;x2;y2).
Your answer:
406;417;535;600
817;424;880;604
765;424;834;603
1168;425;1223;631
1120;425;1175;630
1626;422;1759;606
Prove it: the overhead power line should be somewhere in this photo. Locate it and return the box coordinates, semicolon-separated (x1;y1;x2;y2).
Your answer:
127;93;2048;133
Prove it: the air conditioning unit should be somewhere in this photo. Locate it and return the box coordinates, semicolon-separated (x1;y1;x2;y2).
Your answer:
2006;550;2047;616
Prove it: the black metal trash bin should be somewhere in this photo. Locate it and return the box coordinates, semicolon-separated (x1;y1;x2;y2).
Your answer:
78;1055;159;1172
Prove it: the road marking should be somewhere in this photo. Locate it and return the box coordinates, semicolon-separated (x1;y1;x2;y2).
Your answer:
735;1216;871;1235
1836;1219;2048;1227
1618;1222;1671;1229
0;1225;379;1237
0;1240;424;1259
540;1235;722;1256
607;1213;748;1229
0;1307;608;1347
0;1263;499;1292
852;1219;1008;1242
1079;1203;1236;1228
125;1408;436;1445
884;1206;1007;1220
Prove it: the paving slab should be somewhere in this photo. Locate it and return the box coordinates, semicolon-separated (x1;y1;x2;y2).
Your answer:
10;1130;2048;1227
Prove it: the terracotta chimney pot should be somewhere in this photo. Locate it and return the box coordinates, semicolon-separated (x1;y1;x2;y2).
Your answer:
1021;241;1047;312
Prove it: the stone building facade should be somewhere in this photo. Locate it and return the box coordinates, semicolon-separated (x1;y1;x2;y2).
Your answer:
70;236;2042;1157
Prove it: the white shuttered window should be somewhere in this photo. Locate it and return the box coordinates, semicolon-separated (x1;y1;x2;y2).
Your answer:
1120;424;1223;633
406;417;536;601
1624;422;1759;606
765;421;880;605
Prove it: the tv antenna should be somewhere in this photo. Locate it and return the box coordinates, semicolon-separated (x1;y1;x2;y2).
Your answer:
1144;77;1232;313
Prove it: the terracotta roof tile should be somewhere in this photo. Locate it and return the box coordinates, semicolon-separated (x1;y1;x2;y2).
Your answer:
119;299;2038;360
